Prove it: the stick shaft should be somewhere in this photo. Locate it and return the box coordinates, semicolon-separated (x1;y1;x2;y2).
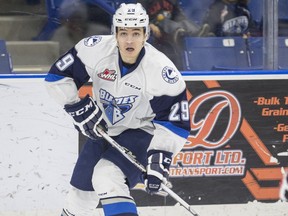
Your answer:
97;128;200;216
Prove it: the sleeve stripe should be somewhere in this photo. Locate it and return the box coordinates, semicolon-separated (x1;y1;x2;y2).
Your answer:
44;73;65;82
153;120;190;139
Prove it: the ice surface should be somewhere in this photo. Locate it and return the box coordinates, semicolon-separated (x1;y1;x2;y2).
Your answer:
0;80;77;211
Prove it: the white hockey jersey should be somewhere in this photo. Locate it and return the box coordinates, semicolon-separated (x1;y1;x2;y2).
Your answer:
45;35;190;155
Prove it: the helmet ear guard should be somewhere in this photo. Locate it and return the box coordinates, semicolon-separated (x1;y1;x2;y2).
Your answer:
112;3;150;39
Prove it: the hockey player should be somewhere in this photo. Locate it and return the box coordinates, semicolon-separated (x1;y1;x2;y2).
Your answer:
45;3;190;216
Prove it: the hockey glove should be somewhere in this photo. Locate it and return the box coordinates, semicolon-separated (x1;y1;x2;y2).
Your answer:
64;95;108;140
145;150;172;195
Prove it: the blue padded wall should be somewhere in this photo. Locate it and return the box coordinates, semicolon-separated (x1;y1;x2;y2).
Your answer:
183;36;288;71
0;40;12;74
183;37;249;71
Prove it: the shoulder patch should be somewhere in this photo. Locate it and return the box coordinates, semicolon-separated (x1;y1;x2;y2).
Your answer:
161;66;179;84
84;36;102;47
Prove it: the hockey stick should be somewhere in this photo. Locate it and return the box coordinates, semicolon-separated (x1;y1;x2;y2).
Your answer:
97;127;200;216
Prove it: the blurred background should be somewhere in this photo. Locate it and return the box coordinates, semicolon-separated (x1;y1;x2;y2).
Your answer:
0;0;287;73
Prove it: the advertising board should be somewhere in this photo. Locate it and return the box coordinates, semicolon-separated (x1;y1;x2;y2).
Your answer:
78;75;288;205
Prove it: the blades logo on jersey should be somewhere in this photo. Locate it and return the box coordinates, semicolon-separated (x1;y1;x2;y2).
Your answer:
162;66;179;84
84;36;102;47
99;88;137;125
98;69;117;81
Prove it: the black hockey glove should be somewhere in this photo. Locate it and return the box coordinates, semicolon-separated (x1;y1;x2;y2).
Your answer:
64;95;108;140
145;150;172;195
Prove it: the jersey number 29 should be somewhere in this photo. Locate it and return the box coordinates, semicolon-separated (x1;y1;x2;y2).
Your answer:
169;101;189;121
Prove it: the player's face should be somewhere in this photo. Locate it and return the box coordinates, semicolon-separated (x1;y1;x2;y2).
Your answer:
116;27;147;64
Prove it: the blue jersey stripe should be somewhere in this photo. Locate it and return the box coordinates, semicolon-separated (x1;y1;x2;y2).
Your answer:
153;120;190;139
44;73;65;82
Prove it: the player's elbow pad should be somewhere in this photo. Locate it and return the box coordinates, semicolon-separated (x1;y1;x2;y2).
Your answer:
45;77;80;106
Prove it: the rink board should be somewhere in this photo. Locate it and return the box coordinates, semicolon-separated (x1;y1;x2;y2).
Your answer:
132;75;288;206
0;72;288;213
77;71;288;206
